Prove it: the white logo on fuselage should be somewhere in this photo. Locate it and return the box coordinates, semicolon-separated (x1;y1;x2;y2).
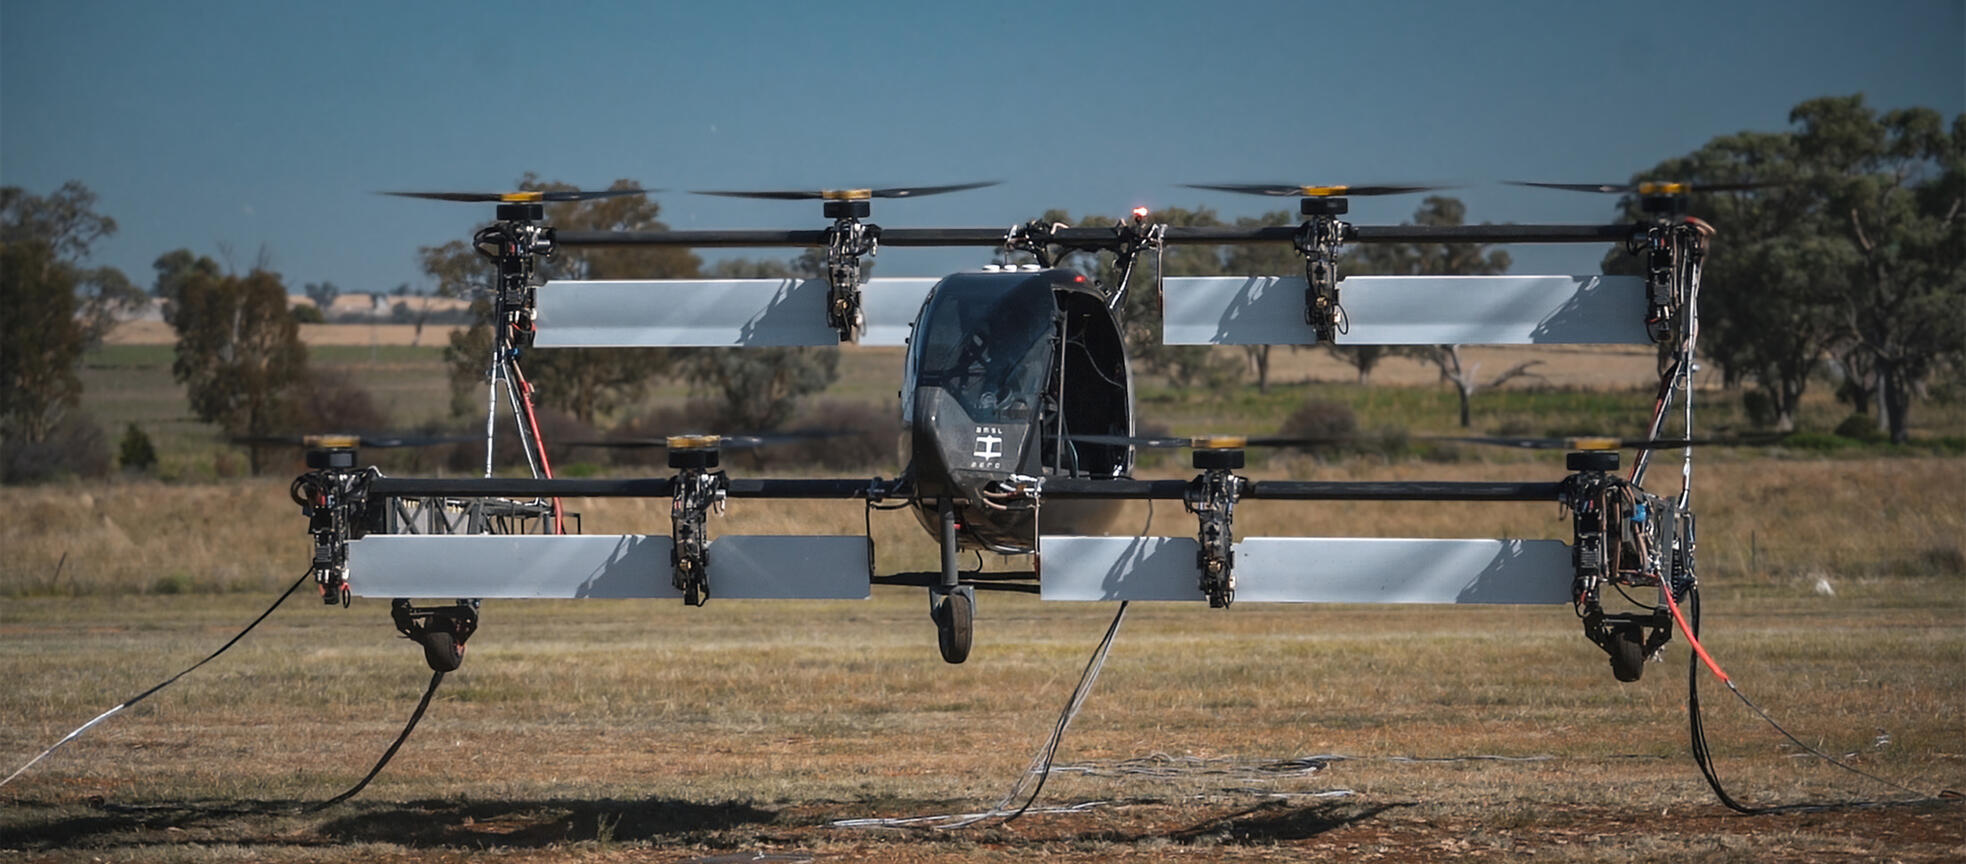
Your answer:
971;425;1004;467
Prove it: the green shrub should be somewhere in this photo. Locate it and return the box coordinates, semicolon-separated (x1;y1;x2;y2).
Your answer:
2;413;111;483
150;572;196;595
1833;413;1884;441
118;422;158;472
1276;399;1357;461
1741;389;1779;429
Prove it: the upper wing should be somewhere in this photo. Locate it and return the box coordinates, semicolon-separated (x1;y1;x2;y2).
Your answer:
534;277;938;347
1161;275;1650;346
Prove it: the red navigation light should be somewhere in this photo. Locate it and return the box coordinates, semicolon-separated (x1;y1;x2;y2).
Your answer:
1131;206;1151;220
1073;274;1086;283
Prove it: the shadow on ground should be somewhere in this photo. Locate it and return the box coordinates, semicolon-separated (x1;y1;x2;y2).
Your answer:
3;796;776;851
1170;800;1407;844
4;794;1412;854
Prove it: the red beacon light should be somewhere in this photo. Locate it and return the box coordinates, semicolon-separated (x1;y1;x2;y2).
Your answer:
1131;206;1151;221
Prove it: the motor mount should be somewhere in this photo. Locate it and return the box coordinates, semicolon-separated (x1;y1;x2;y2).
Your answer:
1184;445;1248;608
293;444;377;607
669;439;729;607
1293;211;1350;343
1561;451;1692;682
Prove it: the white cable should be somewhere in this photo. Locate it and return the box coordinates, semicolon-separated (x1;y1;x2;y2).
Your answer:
482;358;500;478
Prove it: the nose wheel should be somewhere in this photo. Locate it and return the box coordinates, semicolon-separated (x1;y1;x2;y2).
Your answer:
932;586;974;664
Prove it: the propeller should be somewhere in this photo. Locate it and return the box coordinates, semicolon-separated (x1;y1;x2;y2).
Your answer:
1070;432;1789;452
562;429;849;451
690;181;999;201
1507;180;1782;196
1180;182;1455;198
233;433;479;449
380;188;658;204
1435;433;1791;451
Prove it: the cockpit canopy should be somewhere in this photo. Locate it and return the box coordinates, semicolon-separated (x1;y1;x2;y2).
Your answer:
904;272;1057;425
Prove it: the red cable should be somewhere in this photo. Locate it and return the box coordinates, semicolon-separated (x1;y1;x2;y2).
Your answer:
1657;578;1730;684
509;361;565;534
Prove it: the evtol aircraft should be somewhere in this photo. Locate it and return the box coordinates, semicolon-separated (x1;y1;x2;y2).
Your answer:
291;181;1723;682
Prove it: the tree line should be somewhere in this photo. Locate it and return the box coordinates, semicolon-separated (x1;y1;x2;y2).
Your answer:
3;93;1958;482
1605;95;1962;443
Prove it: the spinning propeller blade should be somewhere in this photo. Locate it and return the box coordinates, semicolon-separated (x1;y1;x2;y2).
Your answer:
1507;180;1783;195
233;433;479;449
1181;182;1454;198
690;181;999;201
1444;433;1792;451
562;429;849;451
1071;432;1788;452
380;188;658;204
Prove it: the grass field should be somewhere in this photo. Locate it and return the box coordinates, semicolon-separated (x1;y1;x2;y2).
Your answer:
2;459;1962;860
5;323;1959;860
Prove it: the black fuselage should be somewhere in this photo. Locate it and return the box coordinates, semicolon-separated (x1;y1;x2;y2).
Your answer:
903;269;1134;551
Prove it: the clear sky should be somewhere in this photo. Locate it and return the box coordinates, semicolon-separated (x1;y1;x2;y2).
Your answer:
3;0;1961;292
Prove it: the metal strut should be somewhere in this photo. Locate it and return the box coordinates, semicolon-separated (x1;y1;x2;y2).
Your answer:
1003;218;1063;267
999;211;1164;315
1105;212;1165;315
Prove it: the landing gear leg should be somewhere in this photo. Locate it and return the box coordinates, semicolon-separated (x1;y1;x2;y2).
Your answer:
930;499;974;664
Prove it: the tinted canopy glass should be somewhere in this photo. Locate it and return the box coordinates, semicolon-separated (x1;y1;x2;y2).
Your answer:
912;274;1057;423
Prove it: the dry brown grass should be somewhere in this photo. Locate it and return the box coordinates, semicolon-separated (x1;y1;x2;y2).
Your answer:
1262;343;1667;389
6;459;1958;596
105;320;457;348
2;459;1962;860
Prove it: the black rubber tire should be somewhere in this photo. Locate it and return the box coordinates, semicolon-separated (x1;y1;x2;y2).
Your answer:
420;631;463;673
937;591;973;665
1608;623;1646;683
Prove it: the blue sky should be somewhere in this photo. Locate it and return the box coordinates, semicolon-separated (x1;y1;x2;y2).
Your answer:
3;0;1961;292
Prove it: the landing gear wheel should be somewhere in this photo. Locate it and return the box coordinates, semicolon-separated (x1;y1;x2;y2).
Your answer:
418;631;463;673
1608;622;1646;682
936;590;973;665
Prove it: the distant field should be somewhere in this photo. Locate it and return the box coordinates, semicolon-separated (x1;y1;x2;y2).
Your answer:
105;320;451;348
107;320;1663;386
79;324;1965;485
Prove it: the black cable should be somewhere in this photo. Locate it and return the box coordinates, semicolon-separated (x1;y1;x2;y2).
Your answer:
942;600;1129;829
308;670;446;811
1611;581;1660;611
997;600;1129;825
1687;588;1759;813
1686;589;1939;814
1;570;312;789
